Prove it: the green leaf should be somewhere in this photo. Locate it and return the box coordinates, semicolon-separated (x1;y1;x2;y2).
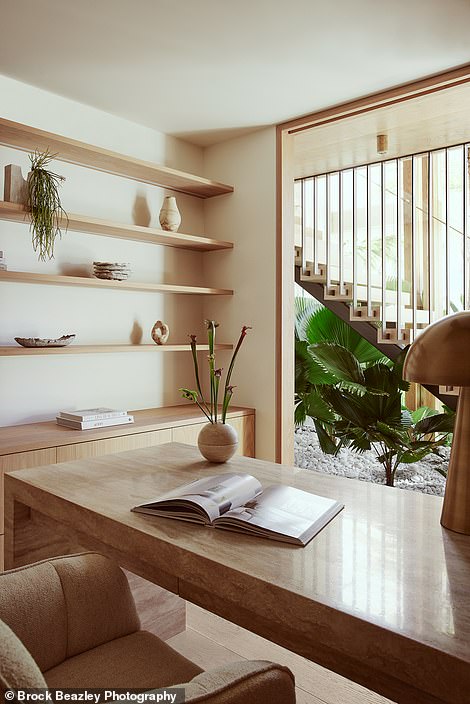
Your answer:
303;306;385;364
308;342;366;385
295;340;336;388
294;397;307;427
374;422;407;447
179;388;198;402
399;448;434;463
411;406;439;423
346;428;372;452
414;413;455;435
357;366;403;427
313;420;338;454
321;386;370;427
300;390;337;423
294;296;323;340
337;381;367;396
391;347;411;391
432;464;448;478
375;421;403;437
364;363;396;394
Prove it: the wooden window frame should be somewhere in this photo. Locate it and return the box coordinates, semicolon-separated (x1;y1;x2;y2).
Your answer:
275;62;470;463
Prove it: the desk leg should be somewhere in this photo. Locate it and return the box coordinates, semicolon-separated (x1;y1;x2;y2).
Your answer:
4;496;31;570
4;494;185;641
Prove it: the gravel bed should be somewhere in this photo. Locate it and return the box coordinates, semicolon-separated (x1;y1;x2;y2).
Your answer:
295;420;449;496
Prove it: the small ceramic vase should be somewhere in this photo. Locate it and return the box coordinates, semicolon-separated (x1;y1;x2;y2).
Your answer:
159;196;181;232
4;164;28;204
198;422;238;463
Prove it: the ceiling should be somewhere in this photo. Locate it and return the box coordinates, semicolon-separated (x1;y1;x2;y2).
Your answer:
293;82;470;178
1;0;470;146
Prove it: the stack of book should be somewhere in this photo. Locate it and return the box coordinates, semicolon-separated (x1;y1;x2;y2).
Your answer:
0;251;7;271
56;407;134;430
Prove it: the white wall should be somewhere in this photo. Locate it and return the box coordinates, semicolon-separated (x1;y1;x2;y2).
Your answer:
0;75;228;426
203;128;277;460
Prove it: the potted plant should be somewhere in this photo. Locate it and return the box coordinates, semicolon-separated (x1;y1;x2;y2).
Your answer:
27;150;68;261
180;320;251;462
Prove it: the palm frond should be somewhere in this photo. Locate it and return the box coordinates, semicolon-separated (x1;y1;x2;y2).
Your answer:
294;296;323;340
308;342;366;385
411;406;439;424
313;419;338;454
414;413;455;435
304;306;384;364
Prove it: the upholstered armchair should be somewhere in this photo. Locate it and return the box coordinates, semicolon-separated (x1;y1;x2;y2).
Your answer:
0;552;295;703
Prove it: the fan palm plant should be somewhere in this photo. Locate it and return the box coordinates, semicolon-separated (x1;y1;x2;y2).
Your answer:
307;343;454;486
295;298;454;486
295;298;386;430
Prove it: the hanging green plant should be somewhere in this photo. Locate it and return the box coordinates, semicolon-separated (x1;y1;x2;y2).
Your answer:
27;150;68;261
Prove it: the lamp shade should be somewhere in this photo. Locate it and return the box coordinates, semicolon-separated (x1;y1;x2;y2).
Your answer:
403;311;470;386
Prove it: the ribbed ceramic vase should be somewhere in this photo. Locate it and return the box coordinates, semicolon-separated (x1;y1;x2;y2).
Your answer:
159;196;181;232
198;422;238;463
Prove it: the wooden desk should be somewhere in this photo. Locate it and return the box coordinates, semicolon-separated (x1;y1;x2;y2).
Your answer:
4;443;470;704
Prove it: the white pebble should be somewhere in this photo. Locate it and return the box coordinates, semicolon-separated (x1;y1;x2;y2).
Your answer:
294;428;448;496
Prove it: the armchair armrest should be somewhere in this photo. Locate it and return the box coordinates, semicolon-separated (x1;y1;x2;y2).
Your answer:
171;660;295;704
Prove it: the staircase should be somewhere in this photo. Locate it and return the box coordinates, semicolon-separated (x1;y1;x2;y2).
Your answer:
293;145;470;409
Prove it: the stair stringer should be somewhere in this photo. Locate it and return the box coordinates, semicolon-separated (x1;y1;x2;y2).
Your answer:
295;268;457;411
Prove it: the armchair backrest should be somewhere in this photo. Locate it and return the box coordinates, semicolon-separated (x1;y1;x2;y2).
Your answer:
0;553;140;672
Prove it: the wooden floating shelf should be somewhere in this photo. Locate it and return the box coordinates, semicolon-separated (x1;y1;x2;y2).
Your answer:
0;344;232;357
0;117;233;198
0;202;233;252
0;270;233;296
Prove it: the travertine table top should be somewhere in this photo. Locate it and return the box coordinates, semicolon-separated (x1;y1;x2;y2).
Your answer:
5;442;470;704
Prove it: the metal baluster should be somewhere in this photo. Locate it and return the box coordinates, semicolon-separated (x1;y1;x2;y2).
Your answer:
326;174;330;288
301;179;306;273
339;171;343;294
464;144;468;310
428;152;433;325
312;176;317;272
445;148;450;315
397;160;402;340
381;161;386;335
366;165;372;317
352;168;357;311
411;157;416;340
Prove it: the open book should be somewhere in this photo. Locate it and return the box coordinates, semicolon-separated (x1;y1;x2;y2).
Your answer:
131;473;344;546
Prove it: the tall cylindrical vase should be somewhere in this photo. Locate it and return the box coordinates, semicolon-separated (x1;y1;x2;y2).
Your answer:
159;196;181;232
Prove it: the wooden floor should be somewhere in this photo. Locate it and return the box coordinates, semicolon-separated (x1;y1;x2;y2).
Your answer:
167;603;395;704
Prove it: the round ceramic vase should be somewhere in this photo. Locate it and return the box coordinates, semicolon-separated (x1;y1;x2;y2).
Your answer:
159;196;181;232
198;422;238;463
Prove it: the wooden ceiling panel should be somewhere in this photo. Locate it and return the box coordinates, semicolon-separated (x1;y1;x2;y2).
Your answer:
293;82;470;178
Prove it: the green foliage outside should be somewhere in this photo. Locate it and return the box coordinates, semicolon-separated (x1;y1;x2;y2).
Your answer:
295;297;455;486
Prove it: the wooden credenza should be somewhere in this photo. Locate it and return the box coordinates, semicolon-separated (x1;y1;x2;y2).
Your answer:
0;404;255;570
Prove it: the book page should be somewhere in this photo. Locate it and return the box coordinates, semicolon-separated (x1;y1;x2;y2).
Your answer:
132;473;263;523
215;484;343;544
